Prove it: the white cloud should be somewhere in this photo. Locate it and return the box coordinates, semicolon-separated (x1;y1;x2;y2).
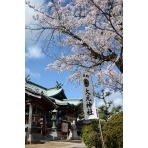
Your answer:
96;89;123;107
113;97;123;106
25;46;44;59
96;99;104;106
108;91;123;106
25;67;41;79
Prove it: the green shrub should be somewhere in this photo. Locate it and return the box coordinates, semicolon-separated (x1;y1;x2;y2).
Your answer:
103;112;123;148
81;112;123;148
81;120;102;148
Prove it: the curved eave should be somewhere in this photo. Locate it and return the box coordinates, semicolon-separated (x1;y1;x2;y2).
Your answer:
25;90;41;99
49;97;69;106
25;89;58;109
62;99;83;107
46;88;63;97
25;82;47;95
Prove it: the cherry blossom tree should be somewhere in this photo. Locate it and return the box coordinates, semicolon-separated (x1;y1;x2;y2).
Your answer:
25;0;123;92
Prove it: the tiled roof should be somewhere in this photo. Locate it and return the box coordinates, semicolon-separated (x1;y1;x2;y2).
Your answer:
25;81;64;97
25;80;82;107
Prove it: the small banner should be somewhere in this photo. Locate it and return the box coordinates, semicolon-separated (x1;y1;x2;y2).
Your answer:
81;73;97;120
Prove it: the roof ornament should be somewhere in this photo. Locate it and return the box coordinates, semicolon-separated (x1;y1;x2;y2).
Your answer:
56;81;63;89
25;74;30;83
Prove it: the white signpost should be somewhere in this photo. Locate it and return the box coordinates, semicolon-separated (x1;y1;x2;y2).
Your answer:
81;72;105;148
81;73;97;120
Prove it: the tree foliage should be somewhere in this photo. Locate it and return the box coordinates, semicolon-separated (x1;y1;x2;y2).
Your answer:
26;0;123;91
81;119;101;148
103;112;123;148
81;112;123;148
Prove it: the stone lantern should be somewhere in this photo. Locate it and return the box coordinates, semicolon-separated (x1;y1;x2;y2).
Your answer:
51;109;58;139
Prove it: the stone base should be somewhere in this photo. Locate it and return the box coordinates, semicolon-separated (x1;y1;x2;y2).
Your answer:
71;136;81;140
25;131;81;143
49;130;62;140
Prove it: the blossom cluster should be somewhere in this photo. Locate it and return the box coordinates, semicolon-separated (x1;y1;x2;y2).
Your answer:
26;0;123;91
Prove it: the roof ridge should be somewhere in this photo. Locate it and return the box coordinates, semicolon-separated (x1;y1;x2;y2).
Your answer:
26;80;64;91
26;80;47;90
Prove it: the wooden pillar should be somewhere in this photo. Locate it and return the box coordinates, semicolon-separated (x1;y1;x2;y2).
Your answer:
40;113;46;139
43;113;46;140
40;118;43;135
44;114;46;134
28;103;33;144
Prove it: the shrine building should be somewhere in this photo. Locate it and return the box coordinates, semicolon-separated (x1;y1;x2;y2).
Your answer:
25;80;83;143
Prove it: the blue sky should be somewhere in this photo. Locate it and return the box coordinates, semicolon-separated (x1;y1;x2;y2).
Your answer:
25;0;123;106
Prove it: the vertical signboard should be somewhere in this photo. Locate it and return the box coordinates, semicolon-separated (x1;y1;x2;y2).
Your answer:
81;73;97;120
61;122;68;133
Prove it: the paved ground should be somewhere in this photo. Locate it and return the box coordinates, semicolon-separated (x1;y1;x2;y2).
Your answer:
25;140;87;148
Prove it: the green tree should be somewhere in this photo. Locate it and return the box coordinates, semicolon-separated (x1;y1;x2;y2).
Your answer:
96;89;122;122
103;112;123;148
